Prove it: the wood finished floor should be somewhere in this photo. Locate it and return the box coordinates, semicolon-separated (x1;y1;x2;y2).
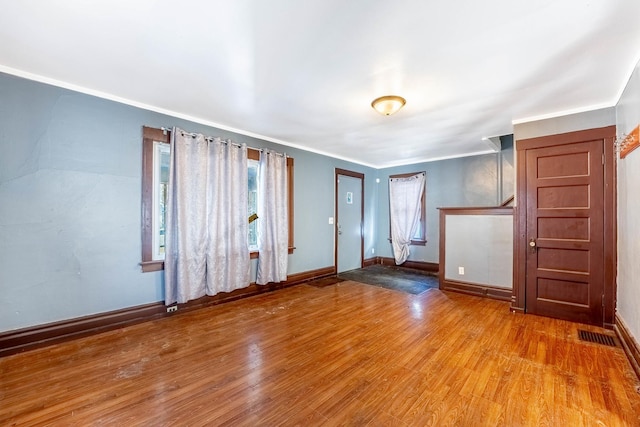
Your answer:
2;281;640;426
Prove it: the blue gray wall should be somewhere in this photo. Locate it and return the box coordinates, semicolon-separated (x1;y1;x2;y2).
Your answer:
444;214;513;288
0;71;508;333
0;72;377;332
499;135;514;204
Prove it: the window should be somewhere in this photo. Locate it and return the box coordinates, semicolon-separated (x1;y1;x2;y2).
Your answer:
141;127;170;272
152;142;170;260
388;171;426;245
247;158;259;251
141;127;294;272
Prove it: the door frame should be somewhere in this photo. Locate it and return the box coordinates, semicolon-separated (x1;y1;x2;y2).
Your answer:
335;168;365;272
512;126;617;327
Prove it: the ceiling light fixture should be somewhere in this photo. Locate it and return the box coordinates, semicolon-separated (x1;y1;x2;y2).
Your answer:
371;95;406;116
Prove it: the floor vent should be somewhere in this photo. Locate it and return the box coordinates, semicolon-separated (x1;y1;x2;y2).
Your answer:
578;330;617;347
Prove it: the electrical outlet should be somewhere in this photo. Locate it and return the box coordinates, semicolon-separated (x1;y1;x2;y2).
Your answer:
167;306;178;313
458;267;465;275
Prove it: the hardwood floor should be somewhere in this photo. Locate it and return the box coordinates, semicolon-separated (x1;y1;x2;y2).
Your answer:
1;281;639;426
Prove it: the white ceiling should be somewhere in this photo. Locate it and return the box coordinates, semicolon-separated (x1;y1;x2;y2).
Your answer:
1;1;639;168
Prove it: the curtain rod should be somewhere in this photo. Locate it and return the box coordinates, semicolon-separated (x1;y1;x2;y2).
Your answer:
161;127;286;158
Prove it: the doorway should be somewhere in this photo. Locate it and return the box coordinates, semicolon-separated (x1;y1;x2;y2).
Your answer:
514;126;616;327
335;169;364;273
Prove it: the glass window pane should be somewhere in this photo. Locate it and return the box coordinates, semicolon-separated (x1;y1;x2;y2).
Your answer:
413;221;421;240
153;142;170;260
248;160;259;250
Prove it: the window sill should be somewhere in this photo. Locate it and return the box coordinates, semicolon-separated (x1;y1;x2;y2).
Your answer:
140;260;164;273
387;238;427;246
142;247;297;271
251;247;296;259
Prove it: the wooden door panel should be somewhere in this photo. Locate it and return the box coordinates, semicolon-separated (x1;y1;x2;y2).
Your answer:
537;278;589;305
537;152;590;177
525;139;604;325
537;185;590;208
537;248;589;273
538;217;589;240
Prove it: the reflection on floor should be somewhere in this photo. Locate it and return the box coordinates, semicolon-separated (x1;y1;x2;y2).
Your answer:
3;274;637;425
334;264;438;295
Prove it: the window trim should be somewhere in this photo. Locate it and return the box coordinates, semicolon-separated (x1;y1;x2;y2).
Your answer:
388;171;427;246
141;127;295;271
141;126;169;272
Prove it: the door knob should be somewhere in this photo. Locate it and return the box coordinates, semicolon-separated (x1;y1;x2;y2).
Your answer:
529;238;536;253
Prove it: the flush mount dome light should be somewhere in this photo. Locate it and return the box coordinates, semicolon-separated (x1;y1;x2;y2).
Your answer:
371;95;406;116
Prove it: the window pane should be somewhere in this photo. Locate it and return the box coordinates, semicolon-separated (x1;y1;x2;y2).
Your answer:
248;160;259;250
153;142;170;260
413;221;421;240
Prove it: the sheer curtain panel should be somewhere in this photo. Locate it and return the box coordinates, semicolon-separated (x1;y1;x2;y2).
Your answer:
164;128;250;305
256;149;289;285
389;173;426;265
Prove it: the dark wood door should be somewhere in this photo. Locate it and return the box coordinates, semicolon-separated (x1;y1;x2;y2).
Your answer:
524;139;605;325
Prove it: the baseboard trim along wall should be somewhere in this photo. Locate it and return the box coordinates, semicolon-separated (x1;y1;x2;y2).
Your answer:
0;302;167;359
440;279;512;302
614;313;640;380
0;265;335;358
363;257;378;267
376;257;439;273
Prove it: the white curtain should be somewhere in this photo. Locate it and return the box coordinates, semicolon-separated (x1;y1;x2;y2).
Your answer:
389;173;426;265
256;149;289;285
164;128;250;305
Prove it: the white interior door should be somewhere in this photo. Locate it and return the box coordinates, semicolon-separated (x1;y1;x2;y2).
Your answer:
337;172;363;273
